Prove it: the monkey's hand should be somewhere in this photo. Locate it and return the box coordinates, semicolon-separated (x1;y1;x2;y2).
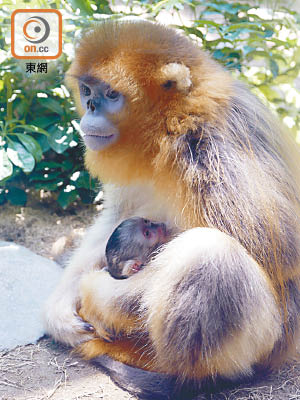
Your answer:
43;283;98;346
78;297;116;343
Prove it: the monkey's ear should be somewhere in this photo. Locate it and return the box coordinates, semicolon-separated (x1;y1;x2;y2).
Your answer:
160;63;192;93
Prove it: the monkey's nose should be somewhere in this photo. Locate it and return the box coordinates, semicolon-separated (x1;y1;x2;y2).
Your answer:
87;99;96;112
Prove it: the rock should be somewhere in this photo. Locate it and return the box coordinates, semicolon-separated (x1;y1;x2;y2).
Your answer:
0;241;62;351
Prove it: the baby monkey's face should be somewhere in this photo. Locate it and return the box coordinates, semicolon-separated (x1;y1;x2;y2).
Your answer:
106;217;169;279
122;218;168;277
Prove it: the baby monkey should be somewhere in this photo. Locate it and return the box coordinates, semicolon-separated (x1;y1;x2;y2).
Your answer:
105;217;168;279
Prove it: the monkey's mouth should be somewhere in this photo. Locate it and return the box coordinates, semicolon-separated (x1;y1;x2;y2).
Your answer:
83;134;117;151
131;264;143;273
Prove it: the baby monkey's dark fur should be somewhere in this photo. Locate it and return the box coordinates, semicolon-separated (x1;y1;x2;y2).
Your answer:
106;217;168;279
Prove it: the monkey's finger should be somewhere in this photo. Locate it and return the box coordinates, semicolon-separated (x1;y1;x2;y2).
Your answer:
83;322;95;332
102;336;113;343
97;326;114;342
76;315;95;333
77;312;114;341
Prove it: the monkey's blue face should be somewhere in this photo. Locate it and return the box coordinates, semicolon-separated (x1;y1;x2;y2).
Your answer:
78;75;125;151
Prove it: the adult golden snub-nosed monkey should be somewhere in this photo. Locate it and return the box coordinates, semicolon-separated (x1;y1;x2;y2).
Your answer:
44;19;300;394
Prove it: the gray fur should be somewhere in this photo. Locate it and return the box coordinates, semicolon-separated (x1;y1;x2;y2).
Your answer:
159;240;274;366
92;355;177;399
173;82;300;274
151;82;300;371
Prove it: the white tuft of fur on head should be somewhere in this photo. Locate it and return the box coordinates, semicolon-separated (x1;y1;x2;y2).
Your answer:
161;63;192;92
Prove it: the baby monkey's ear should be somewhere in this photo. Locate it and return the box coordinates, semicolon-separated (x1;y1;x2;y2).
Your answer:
160;63;192;93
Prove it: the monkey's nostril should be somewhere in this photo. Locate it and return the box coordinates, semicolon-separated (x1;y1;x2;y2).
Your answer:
87;99;96;112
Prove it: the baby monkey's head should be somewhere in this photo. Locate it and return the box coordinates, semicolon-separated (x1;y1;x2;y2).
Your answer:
106;217;168;279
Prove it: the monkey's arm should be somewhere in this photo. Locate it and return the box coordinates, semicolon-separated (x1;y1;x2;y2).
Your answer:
79;269;148;336
43;184;129;346
44;183;165;346
78;268;156;370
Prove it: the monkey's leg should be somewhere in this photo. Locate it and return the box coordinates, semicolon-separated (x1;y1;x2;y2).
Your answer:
144;227;283;379
78;228;284;379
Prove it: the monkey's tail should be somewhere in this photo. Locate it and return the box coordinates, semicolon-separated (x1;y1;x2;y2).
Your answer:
91;355;196;400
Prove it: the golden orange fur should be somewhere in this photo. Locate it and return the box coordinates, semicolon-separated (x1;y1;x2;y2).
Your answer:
67;21;231;199
76;337;155;371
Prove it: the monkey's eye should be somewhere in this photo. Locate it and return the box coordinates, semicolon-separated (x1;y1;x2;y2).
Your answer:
105;88;120;101
143;229;152;239
162;80;175;90
143;219;150;225
81;84;91;97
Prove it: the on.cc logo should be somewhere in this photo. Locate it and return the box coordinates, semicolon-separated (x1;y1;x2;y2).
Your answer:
23;16;50;44
11;9;62;59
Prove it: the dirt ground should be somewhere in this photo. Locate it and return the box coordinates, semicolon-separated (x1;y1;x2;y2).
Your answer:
1;200;300;400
